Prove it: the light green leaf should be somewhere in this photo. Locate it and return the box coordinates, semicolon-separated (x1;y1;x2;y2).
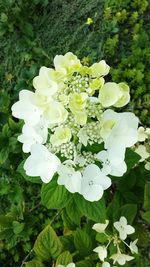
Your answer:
41;176;72;209
12;221;25;234
74;194;106;222
25;259;45;267
34;225;63;260
56;251;72;266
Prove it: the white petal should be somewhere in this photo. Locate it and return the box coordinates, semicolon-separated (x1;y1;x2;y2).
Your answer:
81;184;104;202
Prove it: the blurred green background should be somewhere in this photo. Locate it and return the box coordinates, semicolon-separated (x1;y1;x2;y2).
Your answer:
0;0;150;265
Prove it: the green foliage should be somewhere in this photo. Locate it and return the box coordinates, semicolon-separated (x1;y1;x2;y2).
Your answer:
56;251;73;266
74;195;106;222
0;0;150;265
41;176;72;209
34;225;63;260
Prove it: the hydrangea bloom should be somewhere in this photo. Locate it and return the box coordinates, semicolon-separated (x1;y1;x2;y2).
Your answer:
113;216;135;240
12;52;142;202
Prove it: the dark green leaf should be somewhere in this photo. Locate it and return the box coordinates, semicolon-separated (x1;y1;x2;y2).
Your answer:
41;176;72;209
74;194;106;222
120;204;137;224
74;228;93;256
144;182;150;211
66;198;82;225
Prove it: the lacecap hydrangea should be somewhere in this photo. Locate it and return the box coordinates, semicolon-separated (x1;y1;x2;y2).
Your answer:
12;52;148;202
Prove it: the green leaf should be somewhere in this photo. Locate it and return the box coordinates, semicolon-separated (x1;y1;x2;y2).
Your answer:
107;192;122;221
74;228;93;256
41;176;72;209
144;182;150;211
17;160;41;184
56;251;72;266
34;225;63;260
120;204;137;224
0;215;14;228
59;235;75;253
141;211;150;222
12;221;25;234
0;147;9;164
76;260;94;267
125;149;141;171
25;259;45;267
66;198;82;225
62;209;77;230
74;194;106;222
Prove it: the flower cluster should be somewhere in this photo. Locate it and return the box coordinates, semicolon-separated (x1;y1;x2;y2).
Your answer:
93;217;138;266
12;52;148;201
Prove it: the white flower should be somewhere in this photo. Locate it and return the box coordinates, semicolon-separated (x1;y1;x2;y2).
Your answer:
101;110;139;161
54;52;81;74
57;164;82;193
137;126;150;142
45;101;68;124
58;263;75;267
145;162;150;171
11;90;43;125
102;262;110;267
114;83;130;108
96;150;127;177
90;60;110;78
18;120;48;153
50;126;71;147
33;66;58;97
129;239;138;254
113;217;135;240
80;164;111;202
99;82;122;108
92;220;109;233
135;145;149;162
77;128;89;146
93;245;107;261
110;252;134;265
24;144;60;183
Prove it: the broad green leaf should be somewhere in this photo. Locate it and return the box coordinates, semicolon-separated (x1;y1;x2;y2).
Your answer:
142;211;150;222
76;260;94;267
34;225;63;260
56;251;72;266
120;204;137;224
62;209;77;230
74;228;93;256
17;160;41;184
41;176;72;209
25;259;45;267
125;149;141;171
59;235;75;253
12;221;25;234
144;182;150;211
107;192;122;221
74;194;106;222
66;198;82;225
